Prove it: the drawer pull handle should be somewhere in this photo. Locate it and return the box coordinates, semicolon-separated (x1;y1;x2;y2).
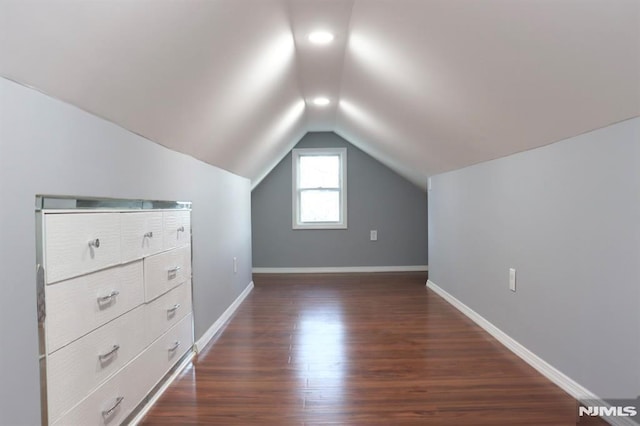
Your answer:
88;238;100;248
98;344;120;361
177;226;185;233
167;303;181;313
168;340;181;352
144;231;153;238
167;266;181;280
98;290;120;303
102;396;124;417
167;266;181;279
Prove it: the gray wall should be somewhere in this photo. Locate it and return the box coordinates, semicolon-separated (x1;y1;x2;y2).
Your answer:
0;77;253;425
429;117;639;399
252;132;427;268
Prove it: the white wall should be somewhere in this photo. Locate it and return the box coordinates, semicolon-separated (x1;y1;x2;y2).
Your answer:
0;77;253;425
429;117;639;401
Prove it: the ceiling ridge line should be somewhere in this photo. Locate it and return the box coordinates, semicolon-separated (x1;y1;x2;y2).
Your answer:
283;0;311;131
332;0;357;129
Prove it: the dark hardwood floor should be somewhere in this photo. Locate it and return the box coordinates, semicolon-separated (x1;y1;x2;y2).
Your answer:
141;272;606;425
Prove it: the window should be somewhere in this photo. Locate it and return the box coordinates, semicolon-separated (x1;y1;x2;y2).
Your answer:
292;147;347;229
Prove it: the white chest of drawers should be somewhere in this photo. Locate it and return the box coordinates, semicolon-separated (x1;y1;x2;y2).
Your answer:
37;203;194;426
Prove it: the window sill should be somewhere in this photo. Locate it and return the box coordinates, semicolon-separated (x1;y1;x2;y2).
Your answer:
293;223;347;230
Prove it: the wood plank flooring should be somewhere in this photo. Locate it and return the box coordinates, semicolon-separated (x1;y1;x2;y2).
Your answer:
141;272;605;425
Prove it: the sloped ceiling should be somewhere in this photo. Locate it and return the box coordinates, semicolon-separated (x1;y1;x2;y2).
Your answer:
1;0;638;189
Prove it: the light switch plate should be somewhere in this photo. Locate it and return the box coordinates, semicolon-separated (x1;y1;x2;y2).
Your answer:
509;268;516;292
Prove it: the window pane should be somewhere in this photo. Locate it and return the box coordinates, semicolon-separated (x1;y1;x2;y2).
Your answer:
300;190;340;222
299;155;340;188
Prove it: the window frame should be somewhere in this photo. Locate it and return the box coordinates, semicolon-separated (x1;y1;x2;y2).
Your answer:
292;147;347;230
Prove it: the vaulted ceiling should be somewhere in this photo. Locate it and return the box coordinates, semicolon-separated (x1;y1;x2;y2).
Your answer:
1;0;638;189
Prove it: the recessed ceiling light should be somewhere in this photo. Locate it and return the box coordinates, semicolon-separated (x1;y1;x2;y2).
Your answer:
312;97;331;106
308;31;334;45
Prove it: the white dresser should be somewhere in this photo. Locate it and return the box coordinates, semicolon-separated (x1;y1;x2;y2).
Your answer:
37;203;194;426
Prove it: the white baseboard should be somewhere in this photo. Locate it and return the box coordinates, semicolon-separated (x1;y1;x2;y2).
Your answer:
194;281;254;353
426;280;637;426
252;265;428;274
129;350;195;425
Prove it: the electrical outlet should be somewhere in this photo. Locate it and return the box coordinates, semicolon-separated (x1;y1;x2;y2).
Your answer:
370;230;378;241
509;268;516;292
233;257;238;274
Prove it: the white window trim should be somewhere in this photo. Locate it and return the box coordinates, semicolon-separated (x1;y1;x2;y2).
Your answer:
292;147;347;230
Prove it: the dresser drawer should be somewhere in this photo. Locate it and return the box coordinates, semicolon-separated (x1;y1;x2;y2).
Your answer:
120;212;163;262
145;281;192;346
45;213;121;284
52;313;194;426
46;305;147;424
51;345;155;426
45;261;144;353
143;245;191;302
145;312;194;389
163;210;191;250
